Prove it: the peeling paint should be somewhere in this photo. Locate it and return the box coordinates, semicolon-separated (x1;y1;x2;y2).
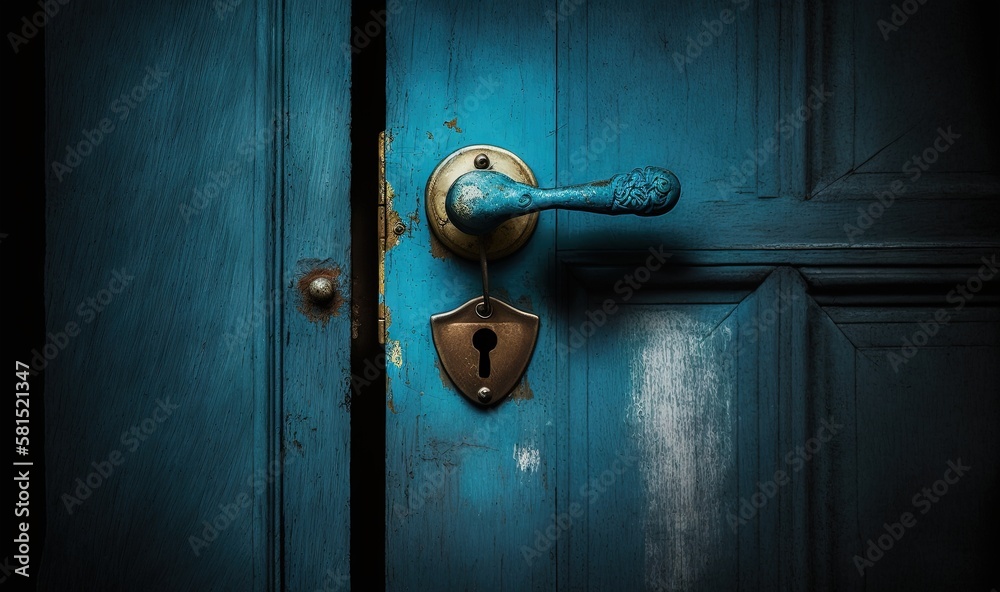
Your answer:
387;339;403;368
452;184;482;219
387;392;397;414
444;118;463;133
429;232;453;260
426;131;433;140
513;444;541;473
628;310;734;591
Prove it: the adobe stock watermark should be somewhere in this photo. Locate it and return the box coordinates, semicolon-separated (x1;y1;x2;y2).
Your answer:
212;0;245;21
886;253;997;372
545;0;584;30
726;416;843;532
312;561;350;592
189;453;297;556
844;126;960;242
60;397;180;515
853;458;970;576
672;0;751;73
50;64;170;183
0;556;22;583
556;246;671;359
179;113;296;223
7;0;72;54
521;452;637;564
877;0;931;41
223;287;282;352
389;76;501;174
391;414;502;520
443;75;502;133
341;0;403;58
27;267;135;374
557;119;630;186
715;85;833;198
720;285;800;370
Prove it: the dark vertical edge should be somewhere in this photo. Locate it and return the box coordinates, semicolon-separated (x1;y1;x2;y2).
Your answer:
265;0;286;590
349;0;386;588
5;0;47;584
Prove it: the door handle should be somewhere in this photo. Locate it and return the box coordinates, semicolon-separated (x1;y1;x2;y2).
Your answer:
426;145;680;258
448;165;680;235
424;145;681;405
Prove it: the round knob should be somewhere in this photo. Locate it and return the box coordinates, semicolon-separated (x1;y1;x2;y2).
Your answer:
307;276;336;302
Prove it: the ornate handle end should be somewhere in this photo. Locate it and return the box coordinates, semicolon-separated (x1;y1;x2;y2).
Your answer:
609;166;681;216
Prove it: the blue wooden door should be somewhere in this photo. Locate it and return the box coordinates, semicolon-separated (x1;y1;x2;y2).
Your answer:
384;0;999;590
40;2;353;590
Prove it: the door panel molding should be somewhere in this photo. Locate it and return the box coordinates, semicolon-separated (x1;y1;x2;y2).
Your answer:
559;260;998;589
800;1;1000;199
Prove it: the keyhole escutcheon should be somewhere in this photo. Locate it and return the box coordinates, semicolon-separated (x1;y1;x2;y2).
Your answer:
473;328;498;378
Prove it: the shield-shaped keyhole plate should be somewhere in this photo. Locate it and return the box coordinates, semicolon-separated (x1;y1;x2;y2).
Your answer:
431;297;539;406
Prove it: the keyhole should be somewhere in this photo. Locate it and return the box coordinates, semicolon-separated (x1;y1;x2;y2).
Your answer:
473;328;498;378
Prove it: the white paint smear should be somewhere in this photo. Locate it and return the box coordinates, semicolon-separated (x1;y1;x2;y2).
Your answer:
512;444;541;473
627;310;734;591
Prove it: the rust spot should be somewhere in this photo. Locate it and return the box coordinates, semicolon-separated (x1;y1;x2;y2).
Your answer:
291;439;304;451
426;131;434;140
444;118;464;133
387;392;397;414
510;376;534;401
590;179;611;187
296;266;344;325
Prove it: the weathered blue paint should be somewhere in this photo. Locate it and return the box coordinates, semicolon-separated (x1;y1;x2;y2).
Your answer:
41;1;352;590
384;0;558;589
387;0;999;590
446;167;680;235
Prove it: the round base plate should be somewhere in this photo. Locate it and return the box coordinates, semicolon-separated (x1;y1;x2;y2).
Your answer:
425;145;539;260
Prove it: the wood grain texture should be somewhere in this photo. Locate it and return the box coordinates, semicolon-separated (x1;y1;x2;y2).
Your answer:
41;1;352;590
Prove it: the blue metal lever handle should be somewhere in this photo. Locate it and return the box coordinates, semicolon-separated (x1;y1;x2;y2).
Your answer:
445;166;681;236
